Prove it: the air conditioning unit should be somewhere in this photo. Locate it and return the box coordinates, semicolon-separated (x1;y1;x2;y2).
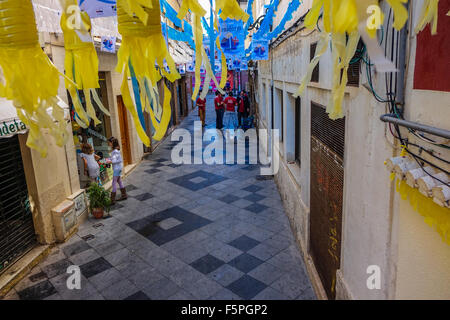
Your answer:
51;200;77;243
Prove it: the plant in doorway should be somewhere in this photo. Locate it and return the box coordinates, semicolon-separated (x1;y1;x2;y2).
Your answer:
86;182;111;219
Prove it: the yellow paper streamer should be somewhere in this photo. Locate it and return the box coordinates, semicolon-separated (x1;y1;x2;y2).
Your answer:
395;178;450;245
116;0;180;144
293;32;329;98
60;0;110;128
0;0;67;157
415;0;440;35
296;0;417;120
216;0;250;22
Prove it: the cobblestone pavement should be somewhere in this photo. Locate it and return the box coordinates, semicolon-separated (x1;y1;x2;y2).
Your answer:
3;95;316;300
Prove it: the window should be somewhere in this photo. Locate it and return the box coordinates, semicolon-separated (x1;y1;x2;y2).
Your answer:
295;97;301;164
310;42;319;83
261;83;266;120
346;40;364;87
275;88;283;142
271;85;274;130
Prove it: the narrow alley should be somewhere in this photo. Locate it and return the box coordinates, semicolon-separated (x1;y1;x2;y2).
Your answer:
3;95;315;300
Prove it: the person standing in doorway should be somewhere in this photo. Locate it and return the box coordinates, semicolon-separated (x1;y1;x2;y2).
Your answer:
196;95;206;127
107;137;127;205
214;91;224;129
223;92;238;131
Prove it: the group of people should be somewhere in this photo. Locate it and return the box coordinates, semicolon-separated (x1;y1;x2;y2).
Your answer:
196;90;251;130
80;136;127;205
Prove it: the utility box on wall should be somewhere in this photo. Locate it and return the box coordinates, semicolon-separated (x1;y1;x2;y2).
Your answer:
67;189;89;223
51;200;77;243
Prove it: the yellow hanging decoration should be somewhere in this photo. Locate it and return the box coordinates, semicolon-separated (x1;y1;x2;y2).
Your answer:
296;0;412;119
116;0;180;144
60;0;110;130
216;0;250;23
395;178;450;245
177;0;207;100
214;10;228;90
177;0;244;100
415;0;440;35
0;0;68;157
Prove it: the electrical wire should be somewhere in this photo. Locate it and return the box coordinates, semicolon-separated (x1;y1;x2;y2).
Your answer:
366;7;450;187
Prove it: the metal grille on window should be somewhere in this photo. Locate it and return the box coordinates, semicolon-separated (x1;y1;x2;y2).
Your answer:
0;135;37;274
347;40;364;87
309;102;345;299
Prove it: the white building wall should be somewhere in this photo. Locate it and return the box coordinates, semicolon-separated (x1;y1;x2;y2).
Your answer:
255;0;450;300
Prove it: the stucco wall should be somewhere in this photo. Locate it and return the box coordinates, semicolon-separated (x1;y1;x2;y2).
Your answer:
255;0;450;300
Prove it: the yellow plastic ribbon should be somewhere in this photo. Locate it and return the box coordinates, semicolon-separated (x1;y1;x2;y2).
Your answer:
293;32;329;98
297;0;415;119
415;0;440;35
116;0;180;144
216;0;250;22
60;0;110;129
0;0;67;157
395;178;450;245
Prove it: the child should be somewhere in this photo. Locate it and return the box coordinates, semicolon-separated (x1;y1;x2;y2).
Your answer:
107;137;127;204
80;143;100;187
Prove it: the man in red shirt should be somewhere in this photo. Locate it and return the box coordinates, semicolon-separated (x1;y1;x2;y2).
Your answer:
222;93;238;130
214;91;224;129
196;95;206;127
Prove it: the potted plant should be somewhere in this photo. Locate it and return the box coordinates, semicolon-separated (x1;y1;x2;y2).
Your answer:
86;182;111;219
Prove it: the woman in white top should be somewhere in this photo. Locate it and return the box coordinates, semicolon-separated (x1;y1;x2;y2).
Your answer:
108;137;127;204
81;143;100;187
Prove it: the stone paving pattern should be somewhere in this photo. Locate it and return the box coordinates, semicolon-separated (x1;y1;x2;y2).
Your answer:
2;95;315;300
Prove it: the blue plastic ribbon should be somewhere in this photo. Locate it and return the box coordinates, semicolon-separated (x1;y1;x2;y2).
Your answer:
244;0;255;37
267;0;301;39
128;61;146;131
160;0;182;28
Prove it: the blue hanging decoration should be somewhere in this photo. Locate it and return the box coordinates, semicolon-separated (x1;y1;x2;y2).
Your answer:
252;0;279;40
219;18;246;59
167;25;195;48
267;0;301;40
251;35;269;61
128;61;146;132
244;0;255;38
160;0;182;28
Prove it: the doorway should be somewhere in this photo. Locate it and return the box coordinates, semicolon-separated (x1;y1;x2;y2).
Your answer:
116;95;132;166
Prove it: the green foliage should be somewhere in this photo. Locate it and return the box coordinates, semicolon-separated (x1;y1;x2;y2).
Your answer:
86;182;111;212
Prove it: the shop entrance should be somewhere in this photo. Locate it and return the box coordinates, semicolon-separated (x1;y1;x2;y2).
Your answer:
0;135;36;274
117;95;132;166
309;102;345;299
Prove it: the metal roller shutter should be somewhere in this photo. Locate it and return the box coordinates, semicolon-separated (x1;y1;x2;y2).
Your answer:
0;135;36;274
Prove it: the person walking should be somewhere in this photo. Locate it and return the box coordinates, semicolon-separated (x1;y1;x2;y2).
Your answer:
214;91;224;129
223;92;238;132
107;137;127;205
80;142;100;187
196;95;206;127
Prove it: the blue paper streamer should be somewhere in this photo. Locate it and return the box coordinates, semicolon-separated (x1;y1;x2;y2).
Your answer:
128;61;146;131
160;0;182;28
167;25;195;48
267;0;301;39
244;0;255;37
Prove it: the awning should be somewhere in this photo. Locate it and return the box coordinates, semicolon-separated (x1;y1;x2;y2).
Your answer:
0;97;70;139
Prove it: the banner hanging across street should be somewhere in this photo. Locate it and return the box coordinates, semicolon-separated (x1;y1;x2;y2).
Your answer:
219;18;245;59
79;0;117;18
251;36;269;61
